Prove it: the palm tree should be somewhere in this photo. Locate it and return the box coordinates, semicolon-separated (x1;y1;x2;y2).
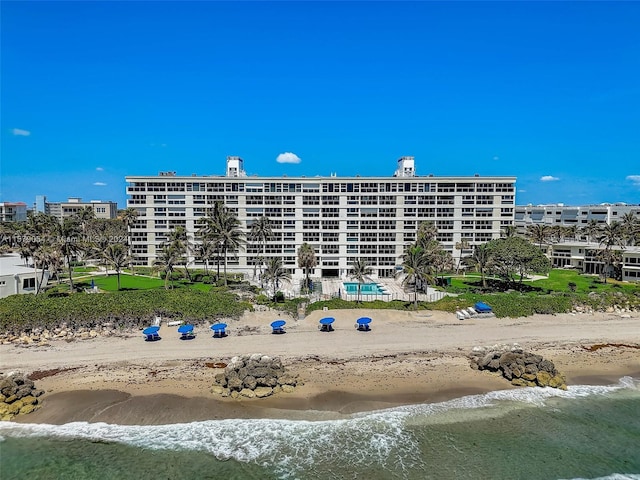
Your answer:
581;219;600;243
454;239;470;274
76;206;95;233
349;258;372;303
501;225;518;238
54;218;82;292
297;242;317;294
249;216;273;284
262;257;291;300
120;207;138;275
596;222;625;283
620;213;639;247
400;245;430;309
463;243;493;288
218;211;245;285
416;221;438;247
166;226;193;282
103;243;129;290
526;224;550;250
199;202;244;285
196;236;216;275
153;246;179;289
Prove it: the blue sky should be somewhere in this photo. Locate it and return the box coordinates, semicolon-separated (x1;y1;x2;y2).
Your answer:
2;1;639;209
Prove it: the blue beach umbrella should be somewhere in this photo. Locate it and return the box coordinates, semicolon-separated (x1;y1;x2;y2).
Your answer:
356;317;372;326
178;324;194;334
210;323;227;331
319;317;335;325
271;320;286;329
142;326;160;335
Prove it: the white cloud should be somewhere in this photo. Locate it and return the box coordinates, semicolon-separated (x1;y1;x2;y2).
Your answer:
626;175;640;187
11;128;31;136
276;152;302;164
540;175;560;182
96;167;104;171
93;182;107;186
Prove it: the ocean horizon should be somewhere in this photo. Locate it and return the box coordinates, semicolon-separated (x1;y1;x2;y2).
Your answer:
2;377;639;479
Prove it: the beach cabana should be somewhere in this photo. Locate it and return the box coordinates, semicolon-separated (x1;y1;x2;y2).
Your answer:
210;323;228;338
474;302;493;313
319;317;335;332
355;317;372;332
270;320;286;334
178;324;195;340
142;326;160;341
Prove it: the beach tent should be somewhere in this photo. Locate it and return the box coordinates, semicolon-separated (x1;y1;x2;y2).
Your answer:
319;317;335;332
270;320;286;334
474;302;493;313
355;317;372;332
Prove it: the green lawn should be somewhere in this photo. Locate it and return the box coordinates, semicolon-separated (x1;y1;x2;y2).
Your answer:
84;274;167;291
530;269;639;294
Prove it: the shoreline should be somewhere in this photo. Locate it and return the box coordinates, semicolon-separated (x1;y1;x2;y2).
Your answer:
3;309;639;425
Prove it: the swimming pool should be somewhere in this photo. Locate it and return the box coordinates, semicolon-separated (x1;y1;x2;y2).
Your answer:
342;282;386;295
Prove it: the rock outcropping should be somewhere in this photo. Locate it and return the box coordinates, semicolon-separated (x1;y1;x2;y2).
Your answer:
0;373;45;420
211;354;299;399
469;345;567;390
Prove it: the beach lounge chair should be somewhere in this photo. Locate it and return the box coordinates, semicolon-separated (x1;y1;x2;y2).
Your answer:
210;323;228;338
319;317;335;332
456;311;466;320
270;320;286;334
355;317;372;332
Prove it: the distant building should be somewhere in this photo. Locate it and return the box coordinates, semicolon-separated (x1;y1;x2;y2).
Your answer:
0;254;50;298
0;202;28;222
515;203;640;230
126;156;517;280
548;241;640;283
35;196;118;220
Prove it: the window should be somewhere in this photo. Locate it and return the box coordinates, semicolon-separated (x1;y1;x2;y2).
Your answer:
22;278;36;290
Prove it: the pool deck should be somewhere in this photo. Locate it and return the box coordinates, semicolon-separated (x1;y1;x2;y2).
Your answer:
320;278;449;302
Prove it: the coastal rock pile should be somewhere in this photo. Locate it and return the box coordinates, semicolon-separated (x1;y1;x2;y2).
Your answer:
469;345;567;390
211;354;299;399
0;373;45;420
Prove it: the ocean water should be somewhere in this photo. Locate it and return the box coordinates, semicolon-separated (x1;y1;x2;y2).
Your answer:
1;377;639;480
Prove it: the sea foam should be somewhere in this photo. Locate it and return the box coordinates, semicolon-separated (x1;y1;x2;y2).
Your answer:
0;376;637;478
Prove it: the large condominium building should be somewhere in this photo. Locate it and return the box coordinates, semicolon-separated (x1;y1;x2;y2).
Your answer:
515;203;640;230
35;196;118;220
0;202;28;222
126;156;517;280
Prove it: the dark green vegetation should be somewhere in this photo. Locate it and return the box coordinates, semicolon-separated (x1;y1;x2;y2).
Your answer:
0;289;252;333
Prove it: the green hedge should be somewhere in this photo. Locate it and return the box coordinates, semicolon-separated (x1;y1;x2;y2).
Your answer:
0;290;253;333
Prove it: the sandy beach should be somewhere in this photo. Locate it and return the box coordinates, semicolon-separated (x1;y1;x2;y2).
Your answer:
2;308;639;425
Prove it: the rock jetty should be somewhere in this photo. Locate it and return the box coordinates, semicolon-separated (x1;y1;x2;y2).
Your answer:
211;354;299;399
0;373;45;420
469;345;567;390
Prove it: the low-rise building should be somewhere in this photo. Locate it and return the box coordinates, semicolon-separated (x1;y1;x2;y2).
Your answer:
549;241;640;282
35;196;118;220
0;202;28;222
0;254;49;298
